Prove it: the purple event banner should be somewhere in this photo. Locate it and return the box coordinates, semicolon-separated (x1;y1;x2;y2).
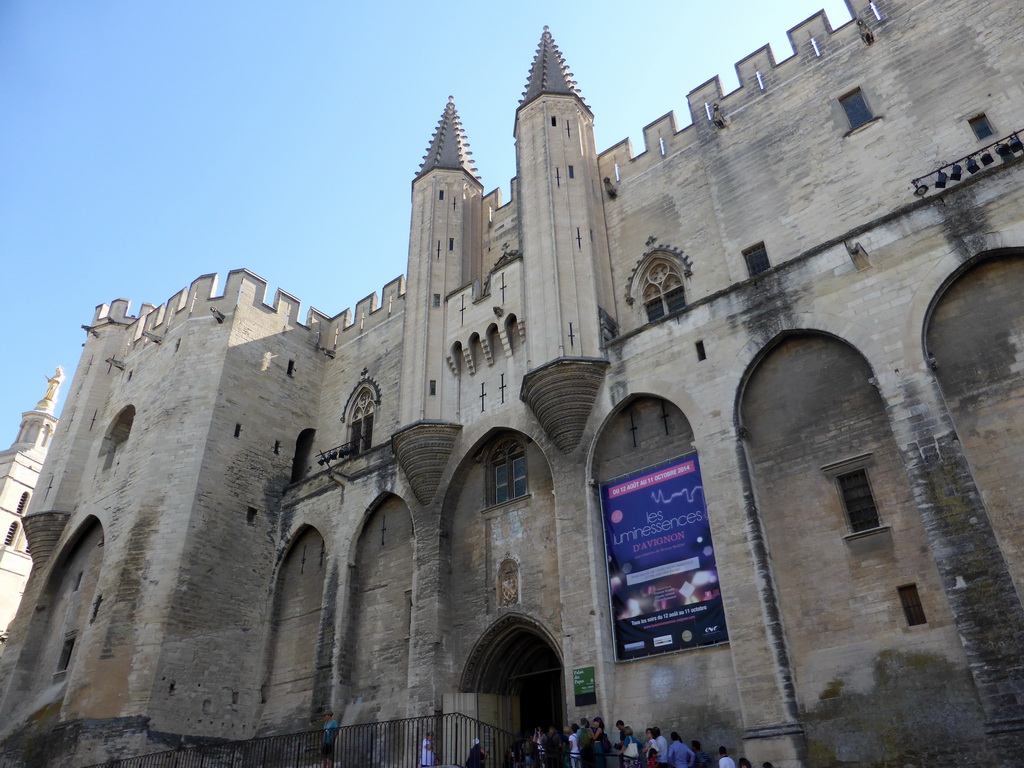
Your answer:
600;453;728;660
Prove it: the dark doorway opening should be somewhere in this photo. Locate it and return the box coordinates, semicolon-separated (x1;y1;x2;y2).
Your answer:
465;623;564;733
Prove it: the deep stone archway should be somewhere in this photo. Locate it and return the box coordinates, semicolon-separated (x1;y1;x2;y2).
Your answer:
461;615;564;733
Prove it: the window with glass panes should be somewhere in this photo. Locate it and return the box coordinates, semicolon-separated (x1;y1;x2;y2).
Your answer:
641;259;686;322
837;468;880;532
489;438;527;505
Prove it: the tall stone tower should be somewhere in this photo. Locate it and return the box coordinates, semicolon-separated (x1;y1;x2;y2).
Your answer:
393;98;483;506
0;370;62;644
514;28;614;453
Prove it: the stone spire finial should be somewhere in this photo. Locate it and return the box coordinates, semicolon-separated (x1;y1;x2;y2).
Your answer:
36;366;65;413
417;97;480;180
520;27;588;109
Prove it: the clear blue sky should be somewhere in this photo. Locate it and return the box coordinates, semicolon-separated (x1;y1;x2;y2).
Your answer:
0;0;852;429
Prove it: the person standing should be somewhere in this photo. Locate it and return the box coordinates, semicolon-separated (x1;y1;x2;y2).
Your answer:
592;717;608;768
650;728;668;768
690;742;710;768
619;727;640;768
716;747;735;768
545;724;563;768
665;732;694;768
568;724;581;768
422;731;436;768
467;738;488;768
321;711;339;768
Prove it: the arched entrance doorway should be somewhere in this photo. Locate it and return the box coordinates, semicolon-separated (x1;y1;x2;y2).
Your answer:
461;617;564;733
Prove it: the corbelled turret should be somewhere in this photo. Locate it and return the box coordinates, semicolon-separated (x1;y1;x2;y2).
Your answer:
514;28;613;452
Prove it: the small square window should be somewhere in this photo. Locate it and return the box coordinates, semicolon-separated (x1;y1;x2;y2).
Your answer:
898;584;927;626
743;243;771;277
840;89;873;130
968;114;994;141
837;468;880;532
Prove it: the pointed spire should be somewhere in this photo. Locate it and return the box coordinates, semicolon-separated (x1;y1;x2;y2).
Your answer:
417;96;480;180
520;26;588;109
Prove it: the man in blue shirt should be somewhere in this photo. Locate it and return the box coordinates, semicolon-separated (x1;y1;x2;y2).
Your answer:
666;732;695;768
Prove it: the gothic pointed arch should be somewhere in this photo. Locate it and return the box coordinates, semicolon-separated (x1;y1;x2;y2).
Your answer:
340;377;382;423
342;380;380;455
259;525;328;731
737;331;961;723
342;494;413;722
11;516;105;700
924;248;1024;598
627;247;691;323
459;614;564;729
591;394;695;484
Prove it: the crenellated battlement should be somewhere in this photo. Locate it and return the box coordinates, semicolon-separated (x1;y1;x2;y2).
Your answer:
90;269;408;350
597;0;880;179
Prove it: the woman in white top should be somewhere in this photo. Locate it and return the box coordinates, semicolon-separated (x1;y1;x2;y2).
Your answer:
421;732;435;767
568;723;581;768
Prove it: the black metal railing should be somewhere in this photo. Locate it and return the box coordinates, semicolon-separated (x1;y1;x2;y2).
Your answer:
316;439;363;468
911;129;1024;196
82;712;516;768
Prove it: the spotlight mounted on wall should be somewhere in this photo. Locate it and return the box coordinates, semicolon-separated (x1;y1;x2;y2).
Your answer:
949;163;962;181
966;157;980;174
914;182;929;196
980;151;994;166
1008;136;1023;154
933;170;948;189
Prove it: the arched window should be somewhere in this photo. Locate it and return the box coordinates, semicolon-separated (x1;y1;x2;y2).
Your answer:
487;437;527;506
350;389;375;455
641;259;686;321
101;406;135;470
291;428;316;483
16;492;30;515
504;315;519;354
4;522;18;547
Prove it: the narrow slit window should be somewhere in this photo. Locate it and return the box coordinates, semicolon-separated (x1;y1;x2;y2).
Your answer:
234;424;242;438
696;341;707;361
568;165;575;178
433;293;441;307
448;238;454;251
551;116;557;127
898;584;927;626
57;637;75;672
286;360;295;377
273;440;281;455
840;89;873;130
429;380;437;396
838;469;881;532
247;506;257;525
438;189;445;201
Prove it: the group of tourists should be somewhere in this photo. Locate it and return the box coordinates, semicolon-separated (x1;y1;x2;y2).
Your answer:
509;720;772;768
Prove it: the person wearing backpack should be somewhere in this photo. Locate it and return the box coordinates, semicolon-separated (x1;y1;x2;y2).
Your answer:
577;719;594;768
545;724;563;768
